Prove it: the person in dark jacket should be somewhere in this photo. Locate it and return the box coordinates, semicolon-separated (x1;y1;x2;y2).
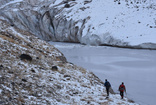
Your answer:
119;82;126;99
104;79;111;97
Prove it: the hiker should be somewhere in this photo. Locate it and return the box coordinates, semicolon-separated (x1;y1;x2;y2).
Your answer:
104;79;111;97
119;82;126;99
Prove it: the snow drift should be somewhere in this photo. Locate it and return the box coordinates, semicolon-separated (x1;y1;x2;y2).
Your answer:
0;0;156;49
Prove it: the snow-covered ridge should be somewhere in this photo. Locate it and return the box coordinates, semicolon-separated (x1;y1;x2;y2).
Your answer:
0;0;155;49
0;19;138;104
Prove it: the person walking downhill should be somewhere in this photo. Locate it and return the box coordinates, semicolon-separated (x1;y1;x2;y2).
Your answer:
104;79;111;98
119;82;126;99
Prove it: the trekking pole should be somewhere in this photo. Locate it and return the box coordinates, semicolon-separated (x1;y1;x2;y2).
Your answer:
125;91;127;97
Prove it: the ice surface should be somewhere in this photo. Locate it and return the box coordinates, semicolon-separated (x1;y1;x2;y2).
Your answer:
50;42;156;105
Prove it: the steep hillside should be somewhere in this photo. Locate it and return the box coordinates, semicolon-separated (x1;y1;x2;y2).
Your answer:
0;0;155;49
0;19;138;104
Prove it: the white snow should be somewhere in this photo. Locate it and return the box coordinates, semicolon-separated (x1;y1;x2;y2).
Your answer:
54;0;156;47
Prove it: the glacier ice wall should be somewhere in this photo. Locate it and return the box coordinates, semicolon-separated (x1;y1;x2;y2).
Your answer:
0;0;156;49
0;0;83;43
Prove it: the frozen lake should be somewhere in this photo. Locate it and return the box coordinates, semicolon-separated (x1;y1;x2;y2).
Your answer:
50;42;156;105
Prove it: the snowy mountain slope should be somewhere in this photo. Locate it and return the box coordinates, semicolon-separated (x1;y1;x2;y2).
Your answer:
0;19;138;104
65;0;156;46
0;0;155;49
52;0;156;48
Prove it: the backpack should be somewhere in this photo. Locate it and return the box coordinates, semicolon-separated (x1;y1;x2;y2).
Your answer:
105;81;111;88
119;85;125;92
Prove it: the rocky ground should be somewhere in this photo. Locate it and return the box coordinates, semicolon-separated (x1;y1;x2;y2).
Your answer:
0;19;138;104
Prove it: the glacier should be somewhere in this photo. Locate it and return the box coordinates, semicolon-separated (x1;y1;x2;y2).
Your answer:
0;0;156;49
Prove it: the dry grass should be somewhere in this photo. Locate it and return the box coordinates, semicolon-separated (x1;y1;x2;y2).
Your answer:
0;34;18;44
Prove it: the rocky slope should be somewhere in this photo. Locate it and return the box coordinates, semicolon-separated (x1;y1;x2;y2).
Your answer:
0;0;156;49
0;19;138;104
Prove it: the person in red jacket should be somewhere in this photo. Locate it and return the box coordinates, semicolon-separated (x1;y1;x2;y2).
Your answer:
119;82;126;99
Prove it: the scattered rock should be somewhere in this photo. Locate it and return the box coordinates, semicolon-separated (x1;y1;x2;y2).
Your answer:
84;0;92;5
0;65;3;70
63;1;68;3
64;74;71;80
64;4;70;8
52;66;58;71
87;101;90;104
80;98;86;101
73;92;78;94
11;82;15;86
64;74;71;78
10;24;14;26
31;69;36;73
19;54;32;61
149;26;156;28
8;70;14;74
66;78;70;80
22;79;27;82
